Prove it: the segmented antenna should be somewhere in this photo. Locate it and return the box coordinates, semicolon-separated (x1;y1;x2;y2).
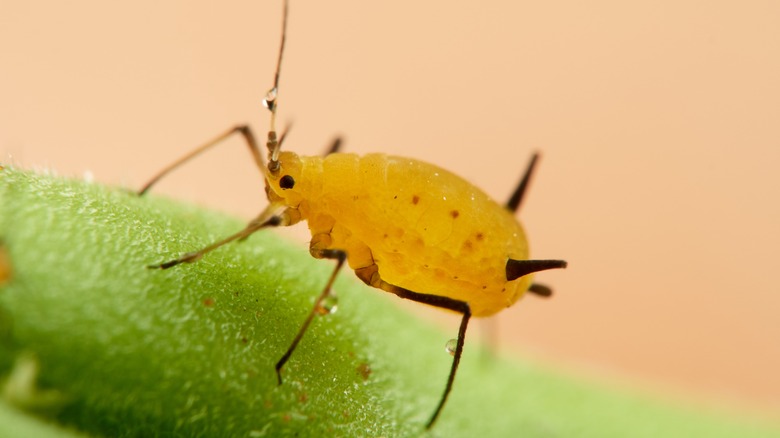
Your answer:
263;0;290;173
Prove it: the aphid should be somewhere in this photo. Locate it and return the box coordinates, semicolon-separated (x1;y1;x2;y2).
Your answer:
139;0;566;429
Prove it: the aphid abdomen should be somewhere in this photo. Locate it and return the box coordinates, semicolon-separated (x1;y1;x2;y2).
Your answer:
314;153;531;316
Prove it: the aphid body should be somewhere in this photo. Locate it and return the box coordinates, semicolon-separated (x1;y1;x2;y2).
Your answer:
268;151;531;317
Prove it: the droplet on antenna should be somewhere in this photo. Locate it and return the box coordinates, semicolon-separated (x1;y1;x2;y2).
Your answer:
263;87;278;111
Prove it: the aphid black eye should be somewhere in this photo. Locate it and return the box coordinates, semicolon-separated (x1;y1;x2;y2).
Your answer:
279;175;295;189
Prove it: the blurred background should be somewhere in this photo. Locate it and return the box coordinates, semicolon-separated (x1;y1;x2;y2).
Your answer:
2;0;778;421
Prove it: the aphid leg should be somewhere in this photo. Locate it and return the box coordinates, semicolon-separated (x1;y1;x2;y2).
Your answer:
505;152;540;213
323;137;342;156
137;125;264;196
395;288;470;428
148;207;289;269
354;264;470;428
528;282;553;297
275;248;347;385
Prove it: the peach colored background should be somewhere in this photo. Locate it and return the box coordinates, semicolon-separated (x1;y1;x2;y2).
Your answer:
2;0;778;420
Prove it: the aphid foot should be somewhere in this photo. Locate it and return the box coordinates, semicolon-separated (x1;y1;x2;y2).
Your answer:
147;252;202;269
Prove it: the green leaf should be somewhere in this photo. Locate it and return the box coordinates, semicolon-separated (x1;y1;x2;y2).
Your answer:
1;167;778;437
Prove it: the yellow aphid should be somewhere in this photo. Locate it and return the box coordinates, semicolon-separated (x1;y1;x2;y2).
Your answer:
139;0;566;429
271;151;536;317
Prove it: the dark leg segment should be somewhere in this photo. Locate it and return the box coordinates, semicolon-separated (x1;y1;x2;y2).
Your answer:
431;309;471;428
528;282;553;297
505;152;540;213
354;264;471;428
323;137;342;156
389;286;471;429
275;249;347;385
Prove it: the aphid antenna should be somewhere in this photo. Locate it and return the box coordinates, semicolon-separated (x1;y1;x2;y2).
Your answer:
136;1;291;194
263;0;290;174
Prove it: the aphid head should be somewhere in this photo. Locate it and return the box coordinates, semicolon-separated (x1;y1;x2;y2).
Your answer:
264;150;304;207
261;90;300;207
